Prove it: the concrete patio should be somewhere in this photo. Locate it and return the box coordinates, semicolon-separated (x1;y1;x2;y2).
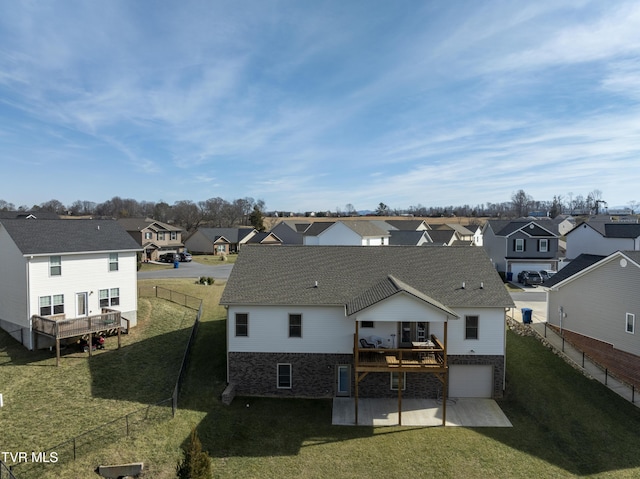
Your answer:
332;397;512;427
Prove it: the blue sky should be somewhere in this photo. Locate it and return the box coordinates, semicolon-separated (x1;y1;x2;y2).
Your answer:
1;1;640;212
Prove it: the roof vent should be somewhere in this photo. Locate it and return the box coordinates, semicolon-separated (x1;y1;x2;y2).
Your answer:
461;281;466;289
480;282;484;289
314;281;318;288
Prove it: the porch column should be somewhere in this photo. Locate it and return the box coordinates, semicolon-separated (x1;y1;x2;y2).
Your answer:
442;320;448;427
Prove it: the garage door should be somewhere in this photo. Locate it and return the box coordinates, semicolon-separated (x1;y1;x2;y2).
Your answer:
510;262;553;279
449;365;493;398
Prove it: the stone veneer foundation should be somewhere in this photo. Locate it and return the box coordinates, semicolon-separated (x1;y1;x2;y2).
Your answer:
228;352;504;398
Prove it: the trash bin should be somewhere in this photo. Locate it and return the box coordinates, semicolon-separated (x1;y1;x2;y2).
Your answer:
521;308;532;324
506;272;513;282
174;260;179;269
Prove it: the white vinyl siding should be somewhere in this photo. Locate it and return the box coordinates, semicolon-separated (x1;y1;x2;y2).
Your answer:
27;252;138;327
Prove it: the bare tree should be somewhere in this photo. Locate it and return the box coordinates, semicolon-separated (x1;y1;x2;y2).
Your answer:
511;190;533;217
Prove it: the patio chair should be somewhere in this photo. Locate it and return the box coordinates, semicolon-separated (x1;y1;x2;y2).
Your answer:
359;338;376;349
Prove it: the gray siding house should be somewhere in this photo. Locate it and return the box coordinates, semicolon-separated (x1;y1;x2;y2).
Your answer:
546;251;640;358
482;219;559;278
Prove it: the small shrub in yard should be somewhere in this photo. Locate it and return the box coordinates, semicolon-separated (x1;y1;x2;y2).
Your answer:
176;427;212;479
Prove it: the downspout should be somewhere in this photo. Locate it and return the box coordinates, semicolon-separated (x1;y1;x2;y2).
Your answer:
26;256;33;350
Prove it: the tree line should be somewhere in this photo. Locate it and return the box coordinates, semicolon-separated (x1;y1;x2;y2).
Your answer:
0;189;637;233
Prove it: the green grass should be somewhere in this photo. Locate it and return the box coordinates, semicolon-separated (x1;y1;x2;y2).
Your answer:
4;280;640;478
192;253;238;265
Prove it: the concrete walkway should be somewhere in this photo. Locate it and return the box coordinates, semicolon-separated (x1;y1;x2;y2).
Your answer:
332;397;512;427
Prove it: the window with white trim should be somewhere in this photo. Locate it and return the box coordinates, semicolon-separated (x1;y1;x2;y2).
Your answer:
144;232;153;240
277;363;292;389
50;256;61;276
390;372;406;390
109;253;119;271
465;315;479;340
626;313;635;334
157;232;165;240
39;294;64;316
515;238;525;252
235;313;248;337
99;288;120;307
289;314;302;338
539;239;548;252
170;231;178;240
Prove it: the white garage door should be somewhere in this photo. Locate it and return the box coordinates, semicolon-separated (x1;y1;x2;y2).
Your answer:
449;365;493;398
510;262;553;279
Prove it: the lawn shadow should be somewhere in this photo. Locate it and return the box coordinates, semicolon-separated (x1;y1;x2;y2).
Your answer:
478;332;640;476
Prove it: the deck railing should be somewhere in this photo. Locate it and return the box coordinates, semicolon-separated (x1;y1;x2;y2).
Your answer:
32;309;123;340
355;334;446;371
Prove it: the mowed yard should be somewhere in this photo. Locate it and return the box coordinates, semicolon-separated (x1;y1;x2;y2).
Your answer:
2;278;640;478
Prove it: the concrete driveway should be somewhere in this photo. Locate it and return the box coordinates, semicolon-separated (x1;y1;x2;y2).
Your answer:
137;261;233;280
509;285;547;324
332;397;512;427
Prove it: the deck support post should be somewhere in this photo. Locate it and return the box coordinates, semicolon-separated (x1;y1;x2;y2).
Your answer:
398;371;403;426
442;321;448;427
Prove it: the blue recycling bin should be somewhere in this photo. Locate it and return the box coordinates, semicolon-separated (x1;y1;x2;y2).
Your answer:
174;261;179;269
521;308;532;324
506;272;513;282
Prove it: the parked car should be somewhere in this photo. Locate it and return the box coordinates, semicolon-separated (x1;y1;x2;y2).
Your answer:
159;253;180;263
178;252;192;262
521;271;543;287
539;270;555;280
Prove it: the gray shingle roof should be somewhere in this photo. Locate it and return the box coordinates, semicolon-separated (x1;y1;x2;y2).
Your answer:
220;245;514;309
0;219;141;255
302;222;335;236
604;224;640;238
385;219;427;231
196;227;256;243
542;254;605;288
342;220;390;237
389;230;429;245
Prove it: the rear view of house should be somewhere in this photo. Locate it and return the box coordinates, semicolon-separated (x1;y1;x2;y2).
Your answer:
0;218;140;349
220;245;513;405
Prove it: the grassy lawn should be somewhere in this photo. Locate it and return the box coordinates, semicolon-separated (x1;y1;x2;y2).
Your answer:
4;279;640;478
192;253;238;265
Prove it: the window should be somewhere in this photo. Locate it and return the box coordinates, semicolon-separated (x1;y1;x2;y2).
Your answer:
157;232;165;240
109;253;119;271
626;313;635;334
361;321;374;328
514;239;525;252
277;363;292;389
465;315;479;340
144;232;152;240
99;288;120;307
235;313;248;337
39;294;64;316
538;239;548;252
170;231;178;240
390;372;406;390
289;314;302;337
50;256;61;276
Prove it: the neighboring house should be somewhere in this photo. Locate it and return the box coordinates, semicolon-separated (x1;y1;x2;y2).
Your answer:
545;251;640;358
117;218;184;262
185;227;257;255
426;229;460;246
469;224;483;246
435;224;475;243
482;219;559;277
246;231;283;246
303;220;390;246
0;218;140;349
388;230;432;246
384;219;431;231
269;220;311;245
553;215;577;237
0;210;60;220
565;221;640;260
220;245;514;402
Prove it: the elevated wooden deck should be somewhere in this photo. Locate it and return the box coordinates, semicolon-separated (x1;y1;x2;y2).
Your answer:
32;309;127;366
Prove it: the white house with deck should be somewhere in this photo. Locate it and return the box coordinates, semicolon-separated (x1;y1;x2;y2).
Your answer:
220;245;514;417
0;218;140;350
